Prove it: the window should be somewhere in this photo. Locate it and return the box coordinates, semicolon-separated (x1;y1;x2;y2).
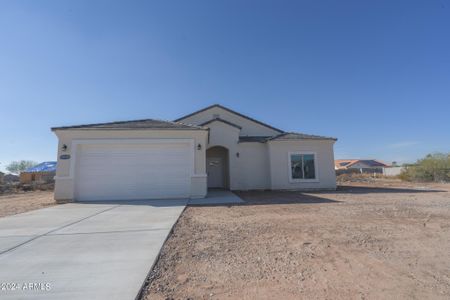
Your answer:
289;153;317;180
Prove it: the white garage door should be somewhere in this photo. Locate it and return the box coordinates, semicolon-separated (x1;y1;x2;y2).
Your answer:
74;141;193;201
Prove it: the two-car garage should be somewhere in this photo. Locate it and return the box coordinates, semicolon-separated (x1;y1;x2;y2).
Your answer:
52;119;209;202
74;141;194;201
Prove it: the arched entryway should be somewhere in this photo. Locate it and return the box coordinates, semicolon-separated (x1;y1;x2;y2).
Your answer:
206;146;230;189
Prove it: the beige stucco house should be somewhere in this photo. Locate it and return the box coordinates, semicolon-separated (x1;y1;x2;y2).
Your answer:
52;104;337;201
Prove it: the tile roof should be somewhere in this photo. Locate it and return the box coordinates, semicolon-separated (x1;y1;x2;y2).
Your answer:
335;159;389;170
51;119;207;131
238;136;271;143
268;132;337;141
335;159;359;170
238;132;336;143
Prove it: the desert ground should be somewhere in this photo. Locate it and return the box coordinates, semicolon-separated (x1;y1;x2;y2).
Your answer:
142;180;450;300
0;191;56;218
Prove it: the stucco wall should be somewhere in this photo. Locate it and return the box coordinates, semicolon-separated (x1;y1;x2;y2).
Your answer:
203;119;336;191
53;129;208;201
205;121;271;190
268;140;336;190
205;121;241;190
178;106;281;136
236;142;270;190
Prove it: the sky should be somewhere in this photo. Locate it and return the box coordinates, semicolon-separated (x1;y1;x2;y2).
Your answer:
1;0;449;172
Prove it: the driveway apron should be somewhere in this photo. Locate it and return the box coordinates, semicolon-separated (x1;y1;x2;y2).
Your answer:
0;200;186;300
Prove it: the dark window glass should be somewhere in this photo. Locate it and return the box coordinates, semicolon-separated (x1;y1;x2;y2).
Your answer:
303;154;316;179
290;154;316;180
291;154;303;179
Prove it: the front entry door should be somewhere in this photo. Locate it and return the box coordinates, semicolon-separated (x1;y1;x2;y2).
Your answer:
207;157;224;188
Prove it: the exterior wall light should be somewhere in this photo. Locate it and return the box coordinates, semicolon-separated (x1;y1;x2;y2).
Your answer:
197;144;202;150
236;152;240;158
62;144;68;152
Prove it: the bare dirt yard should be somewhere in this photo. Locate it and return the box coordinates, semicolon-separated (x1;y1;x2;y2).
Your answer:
142;180;450;300
0;191;56;218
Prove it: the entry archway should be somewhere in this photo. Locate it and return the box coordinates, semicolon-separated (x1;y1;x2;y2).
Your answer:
206;146;229;189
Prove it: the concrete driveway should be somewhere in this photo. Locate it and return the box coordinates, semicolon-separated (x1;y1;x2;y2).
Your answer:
0;200;186;300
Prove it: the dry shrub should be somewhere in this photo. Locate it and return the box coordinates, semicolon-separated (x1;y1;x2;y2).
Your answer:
400;153;450;182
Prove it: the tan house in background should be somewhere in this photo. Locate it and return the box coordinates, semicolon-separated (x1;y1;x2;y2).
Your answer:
335;159;389;174
52;104;337;201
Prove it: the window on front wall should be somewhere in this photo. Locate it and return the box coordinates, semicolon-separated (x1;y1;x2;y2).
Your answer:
290;153;316;180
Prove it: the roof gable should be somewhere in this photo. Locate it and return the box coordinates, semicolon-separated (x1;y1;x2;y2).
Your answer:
175;104;283;135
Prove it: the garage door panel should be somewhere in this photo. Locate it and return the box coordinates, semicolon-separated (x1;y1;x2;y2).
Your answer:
74;142;192;201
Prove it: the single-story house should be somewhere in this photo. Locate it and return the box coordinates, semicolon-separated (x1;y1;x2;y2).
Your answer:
335;159;389;175
52;104;337;201
20;161;57;184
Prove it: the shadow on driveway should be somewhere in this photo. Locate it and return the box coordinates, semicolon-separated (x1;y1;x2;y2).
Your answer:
334;185;447;194
233;190;340;206
202;184;447;207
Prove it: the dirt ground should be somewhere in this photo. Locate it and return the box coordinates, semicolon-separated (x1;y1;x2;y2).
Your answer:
0;191;56;218
142;180;450;300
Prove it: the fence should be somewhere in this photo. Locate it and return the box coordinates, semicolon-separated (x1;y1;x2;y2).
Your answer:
382;167;404;177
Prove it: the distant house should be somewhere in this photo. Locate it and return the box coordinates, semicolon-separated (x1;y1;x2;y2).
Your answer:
4;174;20;183
0;172;4;184
335;159;389;175
20;161;57;184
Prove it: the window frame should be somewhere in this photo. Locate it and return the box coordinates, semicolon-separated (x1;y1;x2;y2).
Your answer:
288;151;319;183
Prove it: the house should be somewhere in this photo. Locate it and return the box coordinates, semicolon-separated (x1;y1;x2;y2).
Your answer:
52;104;337;201
20;161;57;184
335;159;389;175
3;174;19;183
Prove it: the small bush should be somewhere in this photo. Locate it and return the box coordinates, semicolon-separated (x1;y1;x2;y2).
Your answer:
337;172;387;183
400;153;450;182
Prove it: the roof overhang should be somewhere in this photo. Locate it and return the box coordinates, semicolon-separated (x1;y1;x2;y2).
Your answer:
199;117;242;130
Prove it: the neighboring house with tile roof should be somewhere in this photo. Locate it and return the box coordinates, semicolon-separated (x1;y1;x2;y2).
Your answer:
335;159;390;174
52;104;337;202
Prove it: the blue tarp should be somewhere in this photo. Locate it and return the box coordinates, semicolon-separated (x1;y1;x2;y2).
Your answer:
24;161;57;173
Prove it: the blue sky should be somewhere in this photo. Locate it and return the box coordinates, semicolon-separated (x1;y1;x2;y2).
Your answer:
1;0;449;171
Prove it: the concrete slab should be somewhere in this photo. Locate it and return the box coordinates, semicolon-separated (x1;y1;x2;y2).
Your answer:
56;199;187;234
0;204;117;237
0;200;186;300
188;190;244;205
0;236;35;253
